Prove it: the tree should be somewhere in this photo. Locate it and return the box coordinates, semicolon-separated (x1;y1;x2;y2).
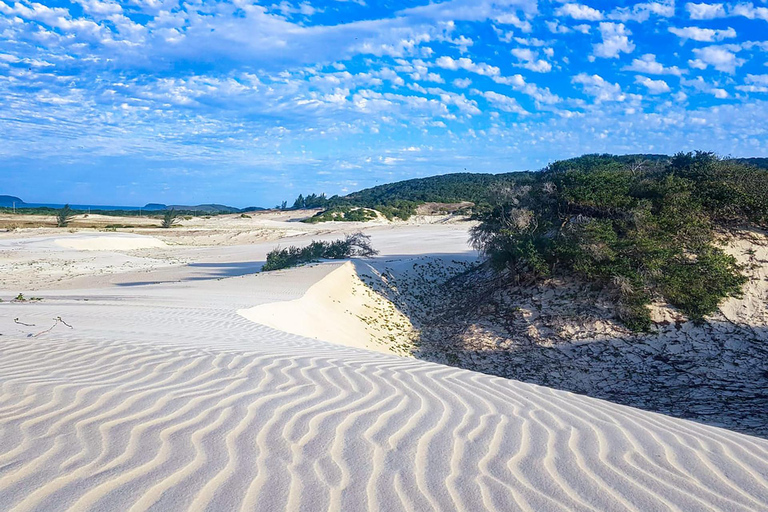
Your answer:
293;194;305;209
56;204;75;227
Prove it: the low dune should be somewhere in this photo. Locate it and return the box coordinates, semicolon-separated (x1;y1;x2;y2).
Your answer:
239;261;414;355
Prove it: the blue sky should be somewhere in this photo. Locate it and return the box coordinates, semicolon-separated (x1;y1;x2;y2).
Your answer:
1;0;767;207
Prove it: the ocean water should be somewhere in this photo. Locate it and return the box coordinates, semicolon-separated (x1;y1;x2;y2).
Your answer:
12;203;164;212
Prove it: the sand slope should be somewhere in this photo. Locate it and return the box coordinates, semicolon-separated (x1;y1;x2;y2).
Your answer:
1;226;767;511
238;261;414;355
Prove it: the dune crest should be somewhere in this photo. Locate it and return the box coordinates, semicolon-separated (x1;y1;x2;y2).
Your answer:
239;261;415;355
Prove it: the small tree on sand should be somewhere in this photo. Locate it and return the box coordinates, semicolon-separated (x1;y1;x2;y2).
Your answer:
56;205;75;227
161;209;179;228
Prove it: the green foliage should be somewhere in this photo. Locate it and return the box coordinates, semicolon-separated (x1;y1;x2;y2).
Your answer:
292;193;334;209
262;233;378;271
347;172;538;207
471;152;762;330
303;206;377;224
56;204;74;227
160;209;179;228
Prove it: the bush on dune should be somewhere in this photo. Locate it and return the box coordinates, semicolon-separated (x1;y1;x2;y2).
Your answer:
262;233;378;271
470;152;764;331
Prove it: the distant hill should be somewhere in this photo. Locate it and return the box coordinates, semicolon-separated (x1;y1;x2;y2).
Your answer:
0;195;25;207
735;157;768;169
166;204;241;214
346;172;535;206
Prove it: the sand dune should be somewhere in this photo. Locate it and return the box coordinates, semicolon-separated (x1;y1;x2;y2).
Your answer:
1;332;767;511
238;261;415;355
1;225;767;511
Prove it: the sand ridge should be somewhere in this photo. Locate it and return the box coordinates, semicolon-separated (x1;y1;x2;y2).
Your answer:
238;261;415;355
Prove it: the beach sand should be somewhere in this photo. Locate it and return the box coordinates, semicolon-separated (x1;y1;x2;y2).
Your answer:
1;214;767;511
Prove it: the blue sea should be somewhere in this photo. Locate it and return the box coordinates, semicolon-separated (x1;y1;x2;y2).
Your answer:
15;203;164;212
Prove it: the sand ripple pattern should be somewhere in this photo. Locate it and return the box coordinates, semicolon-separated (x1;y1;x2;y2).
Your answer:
1;334;767;512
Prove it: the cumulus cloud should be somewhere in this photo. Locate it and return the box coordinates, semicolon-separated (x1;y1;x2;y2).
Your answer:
609;1;675;22
685;2;768;21
572;73;627;102
555;3;604;21
593;22;635;59
690;45;745;73
623;54;683;75
635;75;671;94
682;76;729;98
668;26;737;42
510;48;552;73
434;56;500;77
686;3;728;19
483;91;528;114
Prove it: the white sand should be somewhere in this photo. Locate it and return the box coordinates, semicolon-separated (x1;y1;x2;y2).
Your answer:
54;234;168;251
238;261;414;355
0;220;767;511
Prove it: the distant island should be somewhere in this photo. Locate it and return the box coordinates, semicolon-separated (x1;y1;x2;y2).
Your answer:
0;195;24;207
0;198;263;214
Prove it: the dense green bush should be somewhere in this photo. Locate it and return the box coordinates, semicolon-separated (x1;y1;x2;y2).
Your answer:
303;206;377;224
470;152;762;330
262;233;378;271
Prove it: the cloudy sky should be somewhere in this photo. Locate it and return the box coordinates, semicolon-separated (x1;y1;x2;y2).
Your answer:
1;0;767;206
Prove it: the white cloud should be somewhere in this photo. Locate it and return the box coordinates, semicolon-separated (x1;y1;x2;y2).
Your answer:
690;45;745;73
494;12;532;32
434;56;500;77
729;3;768;21
492;74;560;104
609;2;675;22
572;73;626;102
510;48;552;73
555;4;604;21
635;75;671;94
668;26;737;42
483;91;528;114
682;76;729;98
685;2;768;21
746;74;768;86
593;22;635;59
623;54;683;75
453;78;472;88
545;20;571;33
686;3;727;19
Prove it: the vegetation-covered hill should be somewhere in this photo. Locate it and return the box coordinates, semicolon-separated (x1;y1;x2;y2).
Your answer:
0;195;24;207
470;151;768;330
295;153;765;222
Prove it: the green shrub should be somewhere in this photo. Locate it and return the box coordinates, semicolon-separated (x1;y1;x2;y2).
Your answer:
160;209;179;228
303;206;377;224
56;205;75;227
262;233;378;271
470;152;762;330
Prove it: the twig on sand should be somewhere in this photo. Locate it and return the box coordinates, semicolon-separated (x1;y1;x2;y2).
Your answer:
33;317;73;337
14;318;36;327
